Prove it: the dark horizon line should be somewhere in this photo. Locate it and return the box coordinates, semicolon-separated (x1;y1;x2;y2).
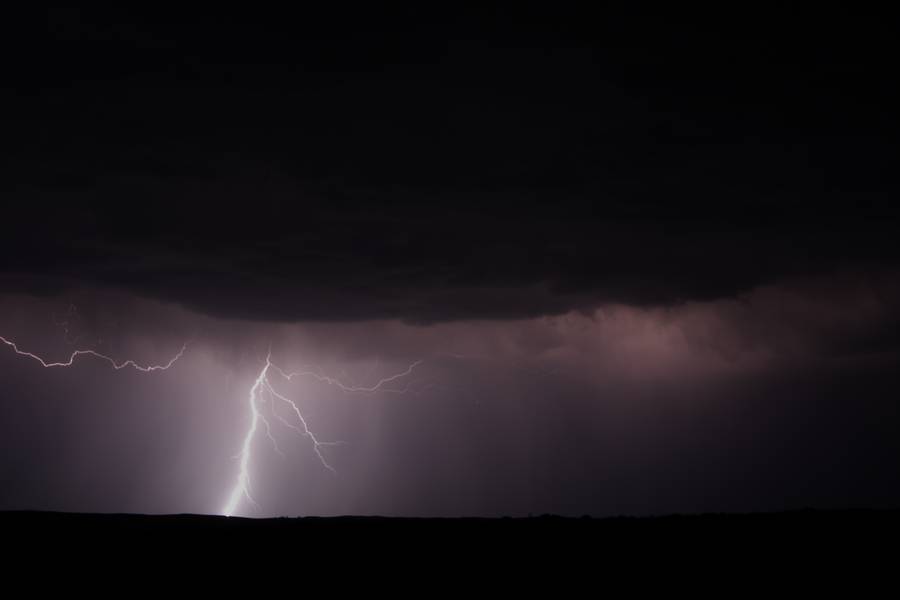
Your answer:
4;507;899;521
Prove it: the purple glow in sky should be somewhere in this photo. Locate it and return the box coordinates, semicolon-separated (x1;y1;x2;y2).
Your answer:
1;268;898;516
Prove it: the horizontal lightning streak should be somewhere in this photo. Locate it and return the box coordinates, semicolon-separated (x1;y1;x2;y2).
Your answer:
0;335;187;372
270;359;423;393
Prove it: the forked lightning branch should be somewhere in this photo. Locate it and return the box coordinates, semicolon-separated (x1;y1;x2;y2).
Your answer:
0;332;421;516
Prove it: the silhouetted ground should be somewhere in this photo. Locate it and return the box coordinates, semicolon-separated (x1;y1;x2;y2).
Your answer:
3;509;898;589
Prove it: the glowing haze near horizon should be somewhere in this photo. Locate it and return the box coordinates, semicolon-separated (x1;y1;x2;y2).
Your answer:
1;270;899;517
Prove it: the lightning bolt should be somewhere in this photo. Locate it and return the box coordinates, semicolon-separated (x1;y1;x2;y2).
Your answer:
222;351;422;516
0;335;187;372
1;324;421;518
270;360;423;393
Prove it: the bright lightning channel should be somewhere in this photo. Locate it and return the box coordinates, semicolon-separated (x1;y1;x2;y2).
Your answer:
0;328;422;518
222;352;423;516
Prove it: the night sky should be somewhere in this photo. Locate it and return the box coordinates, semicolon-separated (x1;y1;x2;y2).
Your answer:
1;5;899;517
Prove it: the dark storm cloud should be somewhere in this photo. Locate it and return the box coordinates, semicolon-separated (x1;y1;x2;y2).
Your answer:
3;5;899;322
